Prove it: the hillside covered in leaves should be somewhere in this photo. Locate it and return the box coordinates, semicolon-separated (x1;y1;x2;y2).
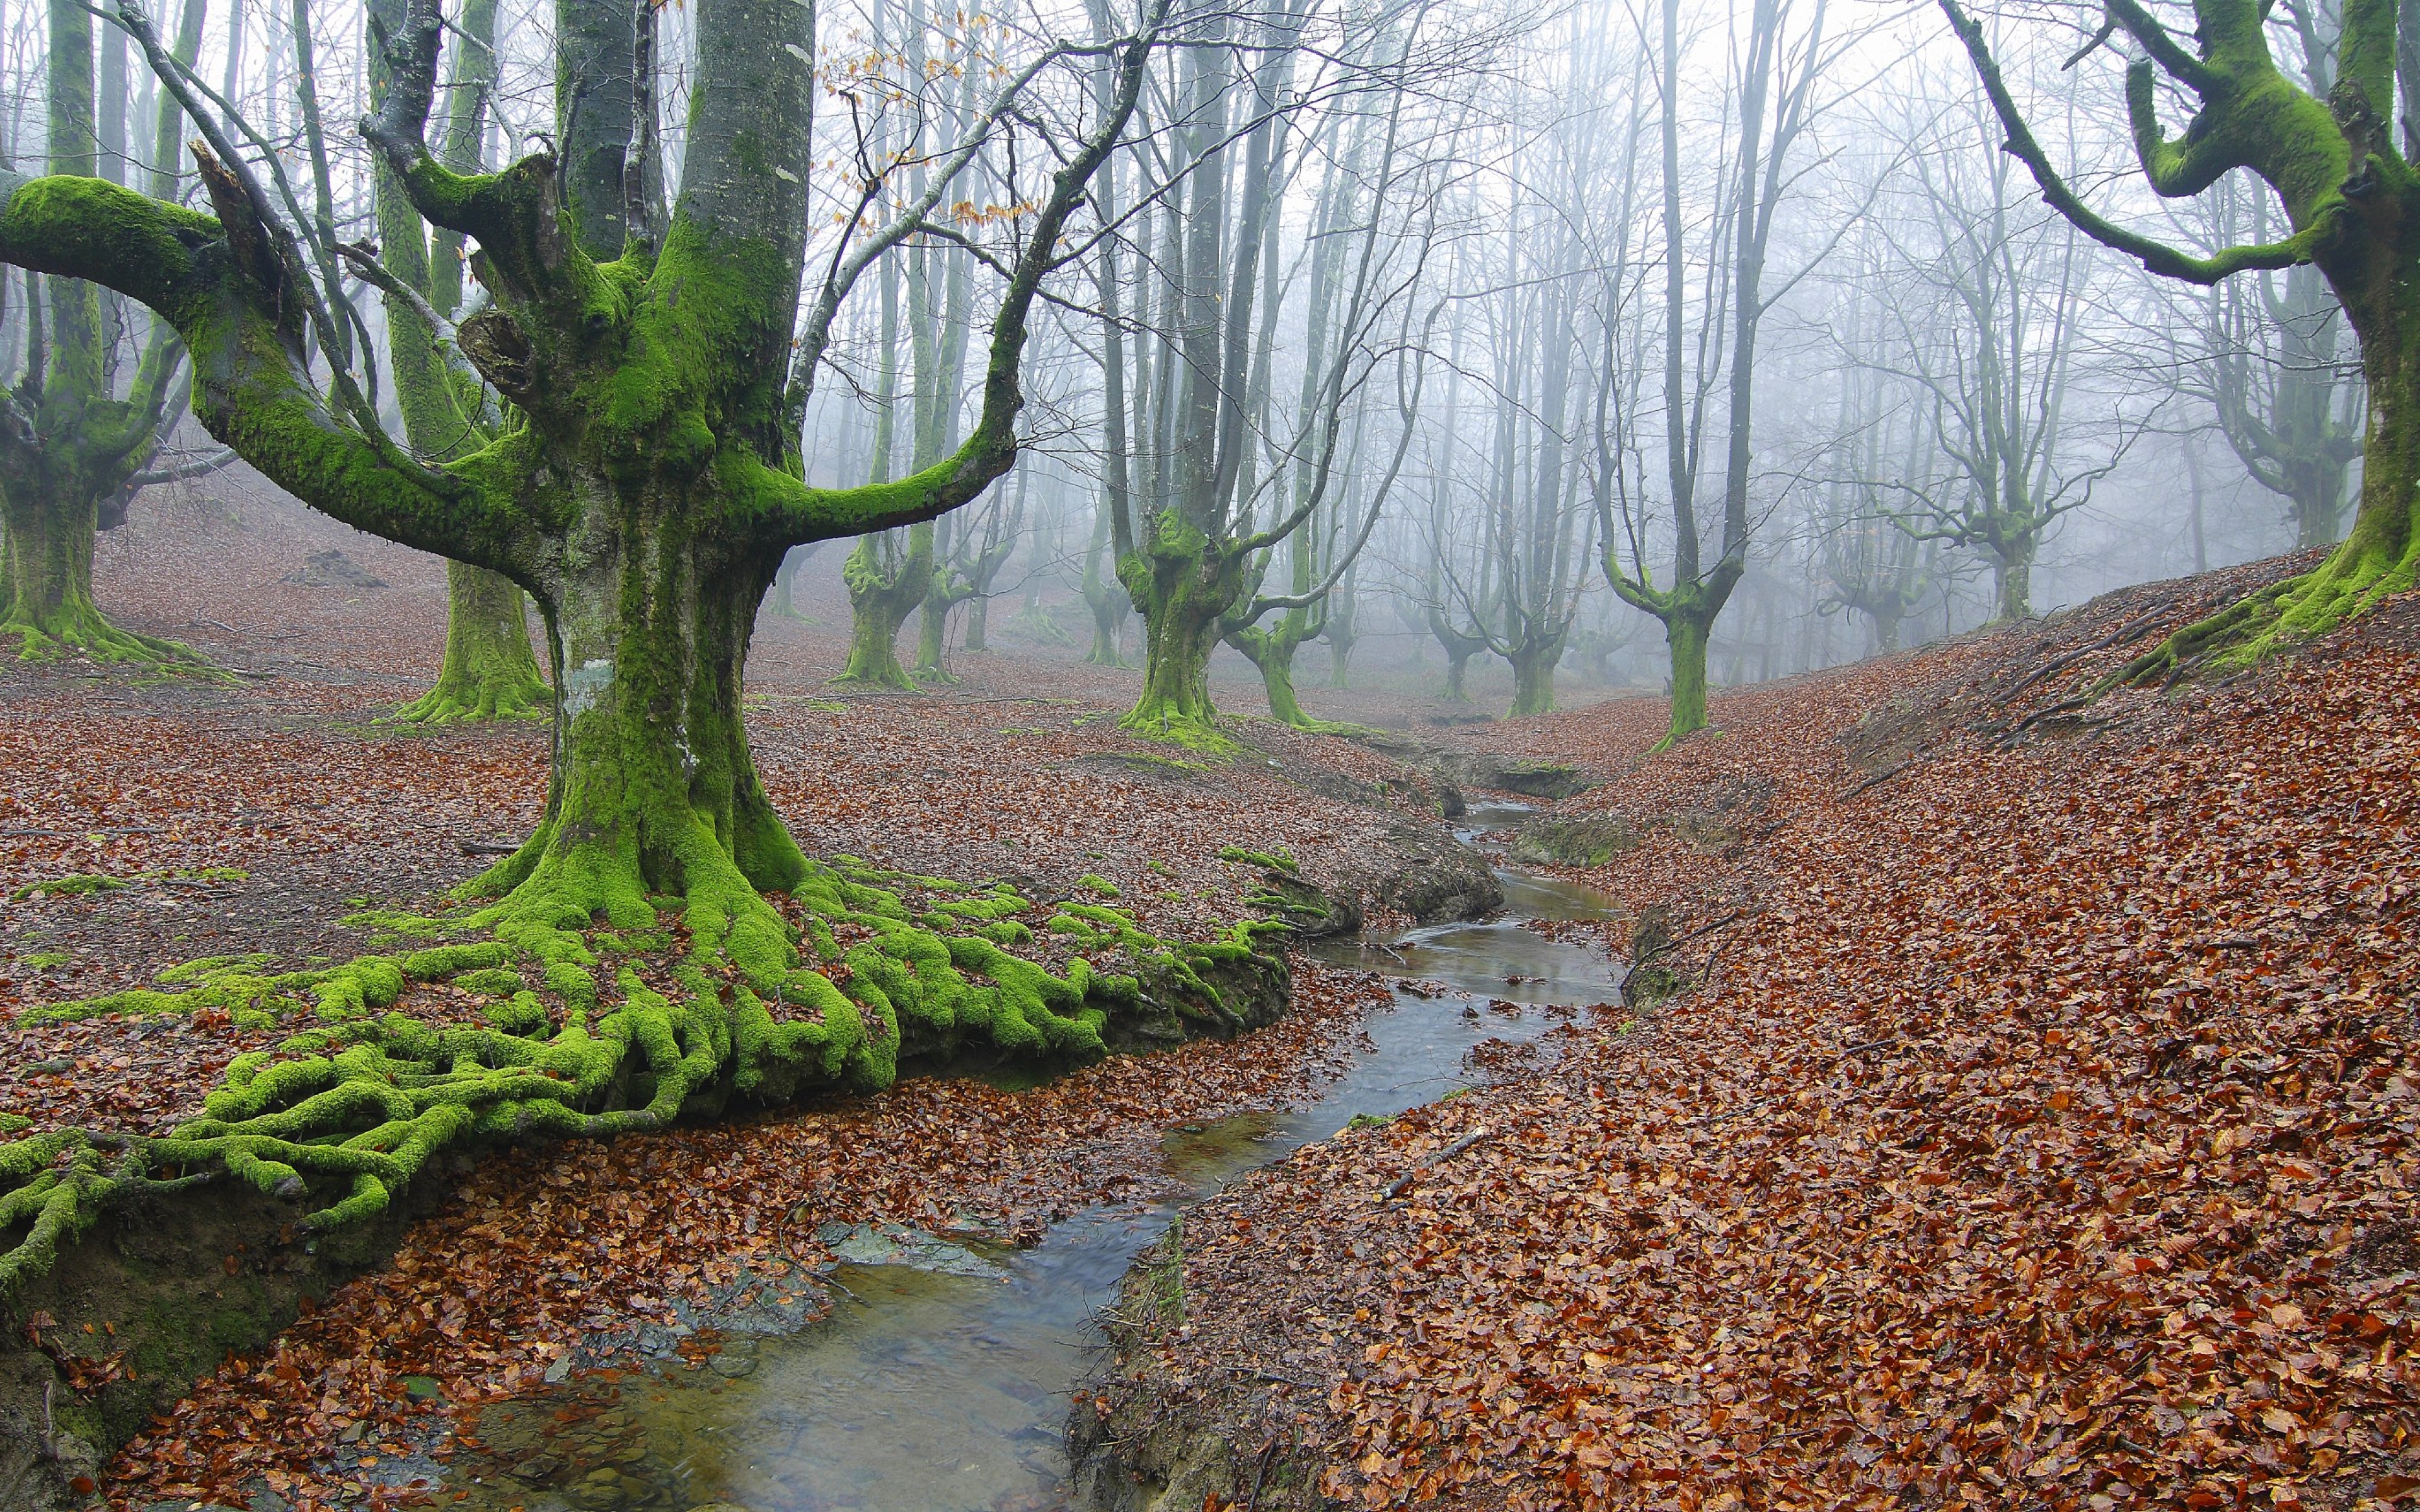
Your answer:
1078;562;2420;1511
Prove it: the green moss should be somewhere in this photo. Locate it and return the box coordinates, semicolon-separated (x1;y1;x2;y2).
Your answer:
1076;875;1121;897
1217;845;1297;874
13;873;127;900
18;951;71;970
0;839;1284;1300
451;967;526;997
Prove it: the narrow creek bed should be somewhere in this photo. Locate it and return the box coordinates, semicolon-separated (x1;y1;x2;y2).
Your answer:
417;805;1623;1512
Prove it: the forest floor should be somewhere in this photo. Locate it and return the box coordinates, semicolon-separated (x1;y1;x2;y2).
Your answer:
9;483;2415;1512
1083;551;2420;1511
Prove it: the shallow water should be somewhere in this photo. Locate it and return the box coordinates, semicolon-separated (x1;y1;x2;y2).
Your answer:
436;803;1619;1512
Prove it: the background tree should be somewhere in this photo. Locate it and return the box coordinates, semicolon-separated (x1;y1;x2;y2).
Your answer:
0;0;204;663
1864;96;2140;623
1599;0;1835;746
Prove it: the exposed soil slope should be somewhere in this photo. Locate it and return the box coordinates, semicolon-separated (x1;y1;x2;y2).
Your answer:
1077;558;2420;1512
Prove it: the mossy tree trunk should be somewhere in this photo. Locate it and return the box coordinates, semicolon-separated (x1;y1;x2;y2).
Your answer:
839;526;931;690
393;560;548;721
1229;610;1318;726
1664;612;1710;741
1121;517;1246;743
1505;631;1567;718
0;0;199;666
1990;532;2036;624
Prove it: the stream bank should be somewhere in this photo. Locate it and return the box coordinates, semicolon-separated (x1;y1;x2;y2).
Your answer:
355;806;1617;1512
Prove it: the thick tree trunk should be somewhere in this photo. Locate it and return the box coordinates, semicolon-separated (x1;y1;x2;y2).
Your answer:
1444;647;1473;702
1506;639;1560;718
391;561;548;721
965;593;989;651
912;586;958;683
2289;455;2349;552
1230;621;1314;727
2138;261;2420;680
1993;542;2034;623
0;450;189;663
837;530;930;690
1121;525;1244;745
1664;613;1711;745
475;497;800;976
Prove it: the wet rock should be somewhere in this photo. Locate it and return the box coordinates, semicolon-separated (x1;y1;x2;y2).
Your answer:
708;1349;758;1378
568;1467;626;1509
1349;734;1601;802
1368;825;1502;924
827;1222;1008;1280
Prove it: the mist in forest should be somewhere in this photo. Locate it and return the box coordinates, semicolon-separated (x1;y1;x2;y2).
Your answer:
0;0;2354;719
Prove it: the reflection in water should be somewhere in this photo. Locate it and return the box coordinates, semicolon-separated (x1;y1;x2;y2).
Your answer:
439;804;1620;1512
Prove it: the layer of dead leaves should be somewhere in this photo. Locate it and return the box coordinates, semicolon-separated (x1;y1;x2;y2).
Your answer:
1121;565;2420;1511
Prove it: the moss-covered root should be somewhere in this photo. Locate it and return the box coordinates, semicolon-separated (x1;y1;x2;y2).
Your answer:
388;561;550;723
0;829;1288;1302
2;594;210;670
2122;515;2420;685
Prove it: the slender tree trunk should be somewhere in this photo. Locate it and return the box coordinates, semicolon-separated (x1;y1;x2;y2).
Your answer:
1083;507;1127;666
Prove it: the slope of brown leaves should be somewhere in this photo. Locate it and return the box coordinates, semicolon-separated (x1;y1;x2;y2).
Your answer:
1115;567;2420;1511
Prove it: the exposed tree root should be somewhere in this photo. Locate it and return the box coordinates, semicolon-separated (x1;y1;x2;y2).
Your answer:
2;598;212;671
0;850;1286;1299
2119;526;2420;686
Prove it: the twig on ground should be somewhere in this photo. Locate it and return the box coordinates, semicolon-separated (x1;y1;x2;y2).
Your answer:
1380;1126;1493;1200
458;839;520;856
1843;761;1911;800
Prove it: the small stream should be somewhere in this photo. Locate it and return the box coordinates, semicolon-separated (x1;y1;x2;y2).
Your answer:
433;806;1621;1512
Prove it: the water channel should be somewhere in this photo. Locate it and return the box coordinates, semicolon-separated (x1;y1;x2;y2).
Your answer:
432;805;1622;1512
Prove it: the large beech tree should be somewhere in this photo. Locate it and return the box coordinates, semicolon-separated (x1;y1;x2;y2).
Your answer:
0;0;1160;971
1939;0;2420;670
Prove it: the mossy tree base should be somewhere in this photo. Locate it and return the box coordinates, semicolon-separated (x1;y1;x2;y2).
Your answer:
2;476;208;670
1;595;208;669
2124;500;2420;684
389;561;549;723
